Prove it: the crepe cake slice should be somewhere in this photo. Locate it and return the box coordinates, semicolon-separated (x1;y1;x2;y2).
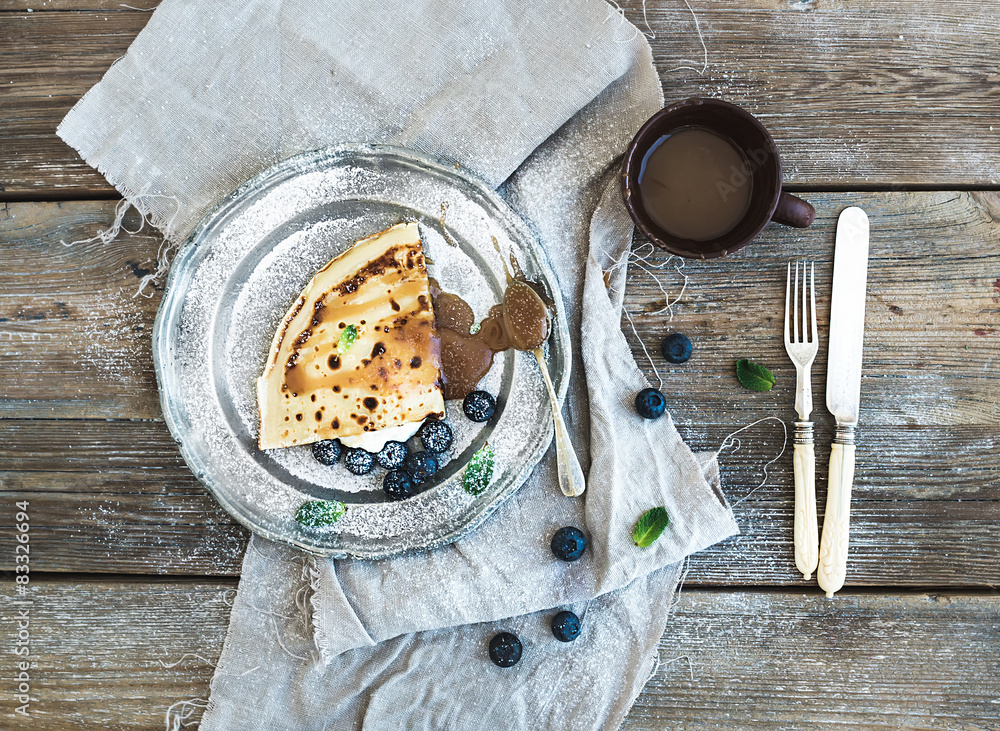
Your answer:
257;222;445;450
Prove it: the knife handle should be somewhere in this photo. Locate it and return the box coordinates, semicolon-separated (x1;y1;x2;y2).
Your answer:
818;432;856;597
792;422;818;581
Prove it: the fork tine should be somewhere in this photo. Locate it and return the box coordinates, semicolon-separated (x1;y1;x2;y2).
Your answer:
784;262;791;344
793;261;800;343
801;260;809;343
810;261;818;344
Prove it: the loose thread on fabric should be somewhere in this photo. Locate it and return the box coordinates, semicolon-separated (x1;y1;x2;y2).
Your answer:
663;0;709;75
59;184;181;299
163;698;209;731
218;665;261;679
604;2;639;43
603;241;692;391
645;558;695;684
604;0;656;42
158;652;212;669
716;417;789;505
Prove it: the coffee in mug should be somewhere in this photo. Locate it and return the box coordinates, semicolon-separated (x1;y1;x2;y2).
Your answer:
623;98;815;259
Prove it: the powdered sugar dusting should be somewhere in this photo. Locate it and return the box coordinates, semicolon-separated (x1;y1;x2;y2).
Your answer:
154;146;567;557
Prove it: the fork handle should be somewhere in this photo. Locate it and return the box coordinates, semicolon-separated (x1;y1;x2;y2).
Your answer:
792;421;818;581
818;430;856;598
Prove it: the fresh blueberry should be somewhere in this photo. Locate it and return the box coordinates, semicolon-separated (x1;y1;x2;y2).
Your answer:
661;332;693;364
463;390;496;423
376;440;409;470
419;419;453;453
550;526;587;562
405;451;439;484
383;470;415;500
634;387;666;419
311;439;342;466
488;632;523;668
551;611;581;642
343;447;375;475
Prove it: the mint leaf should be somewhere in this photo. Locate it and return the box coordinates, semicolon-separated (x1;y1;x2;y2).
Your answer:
469;322;481;335
295;500;346;528
337;324;359;354
736;359;775;392
632;507;670;548
463;444;495;496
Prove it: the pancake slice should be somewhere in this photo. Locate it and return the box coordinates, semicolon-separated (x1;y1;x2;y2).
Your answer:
257;222;445;450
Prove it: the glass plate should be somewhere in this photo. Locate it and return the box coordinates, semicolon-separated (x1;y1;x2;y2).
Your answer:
152;144;569;558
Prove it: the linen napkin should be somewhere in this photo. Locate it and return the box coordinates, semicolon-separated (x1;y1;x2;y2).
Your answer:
58;1;740;728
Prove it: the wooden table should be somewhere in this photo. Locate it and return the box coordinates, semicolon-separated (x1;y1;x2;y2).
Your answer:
2;1;999;728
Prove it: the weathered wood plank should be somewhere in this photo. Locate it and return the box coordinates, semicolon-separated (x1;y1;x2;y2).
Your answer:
1;581;997;729
0;201;163;418
2;1;1000;196
624;190;1000;429
3;192;998;421
0;418;997;585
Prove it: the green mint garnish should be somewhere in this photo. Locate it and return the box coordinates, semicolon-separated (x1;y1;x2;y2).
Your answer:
736;359;775;392
632;507;670;548
337;324;359;354
462;444;495;496
295;500;346;528
469;322;481;335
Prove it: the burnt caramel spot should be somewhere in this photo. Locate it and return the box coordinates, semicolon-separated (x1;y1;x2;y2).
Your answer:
333;385;341;393
315;410;323;422
390;298;401;312
339;322;346;329
363;397;378;411
295;413;303;421
311;394;316;402
410;356;421;368
331;418;340;429
328;354;341;370
370;342;386;359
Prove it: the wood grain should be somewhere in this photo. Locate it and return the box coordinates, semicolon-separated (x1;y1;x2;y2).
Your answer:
0;419;997;585
0;201;163;418
1;191;998;584
2;581;997;729
3;191;998;421
3;0;1000;196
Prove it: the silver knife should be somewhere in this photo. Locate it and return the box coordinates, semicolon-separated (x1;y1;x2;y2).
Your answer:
818;206;870;598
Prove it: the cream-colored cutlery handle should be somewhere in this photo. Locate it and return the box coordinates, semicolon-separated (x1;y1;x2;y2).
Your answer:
793;438;818;581
818;441;856;597
533;349;586;497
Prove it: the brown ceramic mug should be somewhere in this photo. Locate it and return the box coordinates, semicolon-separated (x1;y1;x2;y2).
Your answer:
622;98;815;259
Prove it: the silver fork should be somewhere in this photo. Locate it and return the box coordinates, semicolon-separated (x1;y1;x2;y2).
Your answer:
784;261;819;581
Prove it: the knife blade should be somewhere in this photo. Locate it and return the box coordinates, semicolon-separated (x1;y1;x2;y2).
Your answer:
818;206;870;598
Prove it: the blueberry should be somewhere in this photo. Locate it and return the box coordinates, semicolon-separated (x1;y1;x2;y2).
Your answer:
463;390;496;423
383;470;415;500
551;611;581;642
488;632;523;668
405;451;439;484
343;447;375;475
634;387;666;419
376;440;409;470
661;332;693;364
550;526;587;562
311;439;342;466
419;419;453;453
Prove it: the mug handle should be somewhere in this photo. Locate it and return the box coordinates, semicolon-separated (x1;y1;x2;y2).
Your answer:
773;191;816;228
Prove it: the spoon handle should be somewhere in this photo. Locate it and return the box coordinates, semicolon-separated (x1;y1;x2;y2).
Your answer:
533;348;586;497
